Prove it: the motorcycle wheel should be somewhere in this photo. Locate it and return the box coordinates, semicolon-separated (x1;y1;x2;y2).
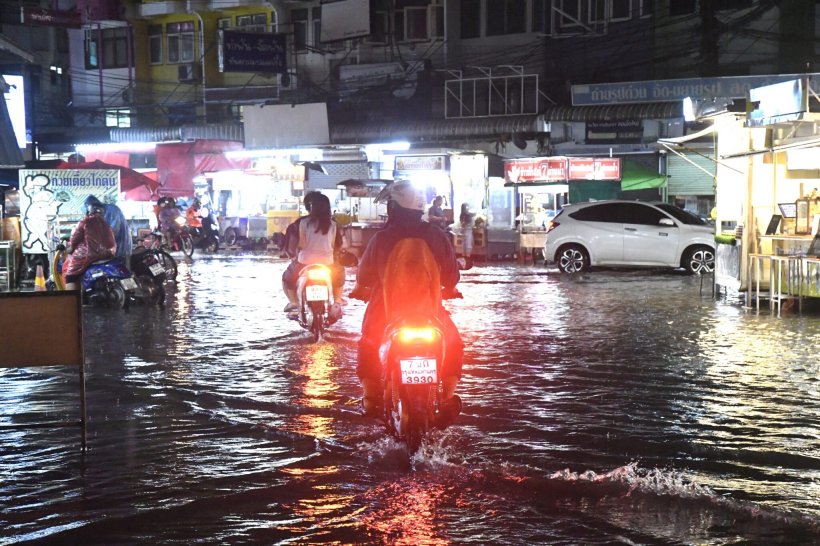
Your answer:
406;396;429;455
156;250;178;282
205;237;219;253
138;275;165;305
310;308;324;342
107;283;127;309
224;228;238;246
180;233;194;258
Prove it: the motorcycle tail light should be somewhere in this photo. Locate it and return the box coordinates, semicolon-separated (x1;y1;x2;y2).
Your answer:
307;268;330;282
546;220;560;233
398;326;438;344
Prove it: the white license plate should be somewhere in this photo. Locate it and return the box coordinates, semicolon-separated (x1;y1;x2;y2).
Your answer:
305;285;328;302
120;277;138;290
148;263;164;276
399;358;438;385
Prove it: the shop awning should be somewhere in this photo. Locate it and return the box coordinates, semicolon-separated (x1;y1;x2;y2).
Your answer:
620;161;667;191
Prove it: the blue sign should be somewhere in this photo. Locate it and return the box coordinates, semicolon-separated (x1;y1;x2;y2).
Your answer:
572;73;820;106
222;31;287;74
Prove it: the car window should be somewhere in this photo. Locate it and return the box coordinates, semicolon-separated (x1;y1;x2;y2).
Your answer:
618;203;669;225
655;204;707;225
569;203;620;223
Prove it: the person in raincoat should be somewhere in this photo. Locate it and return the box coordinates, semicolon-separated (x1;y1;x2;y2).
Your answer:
349;180;463;423
63;201;117;290
84;195;132;264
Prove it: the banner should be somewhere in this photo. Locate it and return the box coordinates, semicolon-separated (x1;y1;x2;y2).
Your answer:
567;158;621;180
18;169;120;254
505;158;567;183
221;31;287;73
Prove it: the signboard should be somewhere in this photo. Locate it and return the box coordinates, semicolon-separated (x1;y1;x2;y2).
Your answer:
244;103;330;148
320;0;371;42
567;158;621;180
18;169;120;254
395;155;447;171
572;73;820;106
21;7;82;28
585;120;642;144
505;157;621;183
505;158;567;183
220;31;287;74
746;79;807;127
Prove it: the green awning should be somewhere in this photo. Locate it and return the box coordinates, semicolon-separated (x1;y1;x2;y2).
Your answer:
620;161;667;191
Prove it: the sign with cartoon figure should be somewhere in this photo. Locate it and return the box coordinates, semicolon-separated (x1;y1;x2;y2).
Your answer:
18;169;120;254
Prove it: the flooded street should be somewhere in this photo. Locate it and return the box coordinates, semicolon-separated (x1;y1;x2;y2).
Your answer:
2;254;820;545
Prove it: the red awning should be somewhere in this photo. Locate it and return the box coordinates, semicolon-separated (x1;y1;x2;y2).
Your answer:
156;140;250;198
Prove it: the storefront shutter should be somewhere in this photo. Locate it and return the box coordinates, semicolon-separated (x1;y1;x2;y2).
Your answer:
666;153;716;196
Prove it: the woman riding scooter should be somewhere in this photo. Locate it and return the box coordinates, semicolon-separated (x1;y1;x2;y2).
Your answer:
63;202;117;290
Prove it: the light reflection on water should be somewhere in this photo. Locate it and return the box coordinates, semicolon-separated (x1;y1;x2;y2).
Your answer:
2;257;820;544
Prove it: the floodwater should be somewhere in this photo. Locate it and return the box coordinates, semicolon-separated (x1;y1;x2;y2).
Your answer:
2;254;820;545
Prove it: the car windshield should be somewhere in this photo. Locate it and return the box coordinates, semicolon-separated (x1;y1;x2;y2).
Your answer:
655;204;707;225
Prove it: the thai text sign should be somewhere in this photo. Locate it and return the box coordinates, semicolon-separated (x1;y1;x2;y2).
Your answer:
505;158;567;183
567;158;621;180
221;31;287;73
21;7;82;28
18;169;120;254
395;155;447;171
505;157;621;183
572;73;820;106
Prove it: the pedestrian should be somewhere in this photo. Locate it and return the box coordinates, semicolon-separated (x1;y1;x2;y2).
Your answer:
427;195;448;230
459;203;475;257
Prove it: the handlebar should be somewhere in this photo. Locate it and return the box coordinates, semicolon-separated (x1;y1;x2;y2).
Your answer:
349;285;463;302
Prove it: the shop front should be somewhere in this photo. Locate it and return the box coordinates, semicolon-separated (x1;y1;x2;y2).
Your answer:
710;77;820;306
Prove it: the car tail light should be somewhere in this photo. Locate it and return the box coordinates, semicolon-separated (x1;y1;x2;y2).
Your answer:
546;220;560;233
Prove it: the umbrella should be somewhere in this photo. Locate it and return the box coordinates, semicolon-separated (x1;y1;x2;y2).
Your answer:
55;159;159;201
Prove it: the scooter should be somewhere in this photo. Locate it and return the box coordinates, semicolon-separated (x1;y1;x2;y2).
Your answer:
188;212;220;253
295;264;342;342
129;249;170;305
79;257;137;309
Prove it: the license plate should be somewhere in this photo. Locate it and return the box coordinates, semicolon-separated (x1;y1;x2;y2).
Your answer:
305;285;328;302
148;263;164;276
120;277;138;290
399;358;438;385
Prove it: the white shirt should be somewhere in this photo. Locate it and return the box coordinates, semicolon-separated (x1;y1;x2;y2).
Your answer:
298;218;337;265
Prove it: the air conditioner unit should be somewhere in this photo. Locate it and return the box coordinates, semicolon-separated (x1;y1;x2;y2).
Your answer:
278;71;298;89
178;63;199;82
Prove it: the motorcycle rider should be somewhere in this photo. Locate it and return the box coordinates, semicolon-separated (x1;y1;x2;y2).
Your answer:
281;191;321;312
281;193;344;318
158;197;182;247
350;180;463;424
186;199;203;234
83;194;132;266
63;201;117;290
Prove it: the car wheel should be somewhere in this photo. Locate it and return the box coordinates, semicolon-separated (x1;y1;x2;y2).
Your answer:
683;246;715;275
556;244;589;273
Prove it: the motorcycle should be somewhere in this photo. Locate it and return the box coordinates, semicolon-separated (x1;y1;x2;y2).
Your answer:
129;248;172;305
295;264;342;342
78;257;137;309
188;211;220;253
147;216;194;258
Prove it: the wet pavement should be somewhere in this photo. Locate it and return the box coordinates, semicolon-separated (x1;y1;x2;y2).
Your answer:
2;253;820;545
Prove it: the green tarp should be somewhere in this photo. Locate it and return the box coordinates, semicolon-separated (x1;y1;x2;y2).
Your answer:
620;161;667;191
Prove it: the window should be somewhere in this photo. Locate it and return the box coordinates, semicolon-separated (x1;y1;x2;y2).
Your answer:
237;13;268;32
589;0;607;23
167;21;195;63
84;27;131;69
640;0;654;17
570;203;621;223
487;0;526;36
618;203;667;225
149;25;162;64
430;1;444;38
105;109;131;128
669;0;696;16
533;0;554;33
460;0;481;38
292;8;309;51
611;0;631;21
368;8;389;44
557;0;583;29
403;6;429;41
217;17;231;29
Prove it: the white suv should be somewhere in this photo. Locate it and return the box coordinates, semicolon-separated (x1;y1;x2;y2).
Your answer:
544;201;715;274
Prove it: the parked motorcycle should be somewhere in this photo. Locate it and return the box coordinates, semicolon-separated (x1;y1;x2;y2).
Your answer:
129;249;171;305
295;264;342;342
78;257;137;309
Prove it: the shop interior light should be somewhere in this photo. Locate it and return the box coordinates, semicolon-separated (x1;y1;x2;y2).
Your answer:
225;147;322;160
75;142;160;153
